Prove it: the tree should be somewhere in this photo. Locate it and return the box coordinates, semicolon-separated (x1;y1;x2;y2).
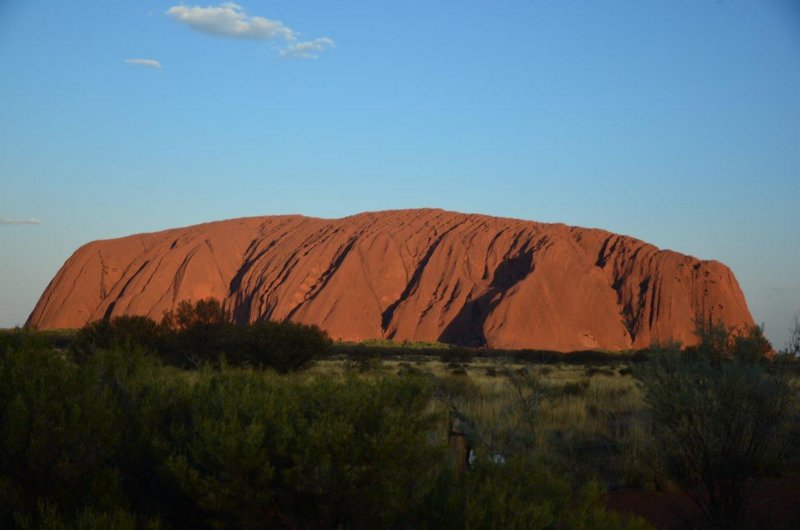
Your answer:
160;298;231;366
635;323;794;528
161;298;229;332
226;320;332;373
71;315;161;360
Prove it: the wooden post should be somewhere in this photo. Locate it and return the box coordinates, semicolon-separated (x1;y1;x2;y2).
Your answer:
448;409;472;472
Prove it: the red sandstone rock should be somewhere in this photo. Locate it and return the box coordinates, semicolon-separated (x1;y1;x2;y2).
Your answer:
27;209;754;351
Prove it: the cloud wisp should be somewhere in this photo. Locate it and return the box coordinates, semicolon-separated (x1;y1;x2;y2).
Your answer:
280;37;335;59
0;216;43;225
125;58;162;69
166;3;334;59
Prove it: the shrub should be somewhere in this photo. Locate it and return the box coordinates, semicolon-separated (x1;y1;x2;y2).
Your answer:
397;362;422;376
435;374;480;403
71;315;162;359
0;328;50;354
422;456;652;530
635;324;794;528
585;366;615;377
162;372;443;529
683;320;772;363
0;348;127;526
342;349;383;373
158;299;331;372
160;298;231;365
440;348;475;364
225;320;332;373
161;298;229;331
555;380;590;397
14;501;163;530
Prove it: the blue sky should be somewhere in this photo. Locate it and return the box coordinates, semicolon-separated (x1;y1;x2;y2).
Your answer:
1;0;798;347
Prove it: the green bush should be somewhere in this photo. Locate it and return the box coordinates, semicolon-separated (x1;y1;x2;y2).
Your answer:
0;338;659;529
160;372;443;529
156;299;331;371
0;328;50;354
422;457;651;530
160;298;230;366
635;323;795;528
223;320;332;373
14;501;162;530
0;348;126;526
71;316;162;359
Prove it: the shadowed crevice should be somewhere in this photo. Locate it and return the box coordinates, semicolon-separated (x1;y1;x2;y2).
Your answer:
102;260;150;320
381;225;460;334
439;250;534;346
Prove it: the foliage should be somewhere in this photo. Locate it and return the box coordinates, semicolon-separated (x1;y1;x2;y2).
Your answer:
12;316;800;528
222;320;332;373
14;501;162;530
0;328;50;354
0;349;159;526
161;372;442;529
71;316;162;359
157;298;331;371
422;456;651;530
683;320;773;363
0;343;449;529
160;298;231;365
635;323;794;528
160;299;229;332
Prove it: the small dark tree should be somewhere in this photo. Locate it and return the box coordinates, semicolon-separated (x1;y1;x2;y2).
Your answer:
635;323;794;528
71;315;161;360
161;298;231;366
227;321;332;372
683;319;772;363
161;298;229;331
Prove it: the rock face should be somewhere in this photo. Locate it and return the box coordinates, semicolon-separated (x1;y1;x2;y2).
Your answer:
28;209;754;351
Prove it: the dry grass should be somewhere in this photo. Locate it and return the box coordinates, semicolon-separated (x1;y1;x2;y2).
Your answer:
310;356;663;489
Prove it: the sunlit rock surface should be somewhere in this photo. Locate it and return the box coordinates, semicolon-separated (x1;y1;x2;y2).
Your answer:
28;209;754;351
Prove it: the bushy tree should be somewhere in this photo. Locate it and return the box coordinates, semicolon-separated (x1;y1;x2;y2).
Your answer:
161;298;229;332
71;315;162;359
635;323;794;528
422;457;651;530
683;319;772;363
0;348;127;526
159;299;330;371
14;501;162;530
160;298;231;365
224;320;332;373
160;371;443;529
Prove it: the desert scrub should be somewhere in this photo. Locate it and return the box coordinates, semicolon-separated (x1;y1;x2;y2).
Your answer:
422;456;652;530
635;324;795;528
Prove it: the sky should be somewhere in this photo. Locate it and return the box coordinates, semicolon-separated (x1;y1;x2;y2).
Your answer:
1;0;798;347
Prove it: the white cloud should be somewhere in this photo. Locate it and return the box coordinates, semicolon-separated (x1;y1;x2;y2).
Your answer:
125;58;162;69
167;3;296;40
280;37;335;59
0;216;43;225
166;3;334;59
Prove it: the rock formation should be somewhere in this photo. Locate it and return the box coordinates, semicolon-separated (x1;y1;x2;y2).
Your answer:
27;209;754;351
